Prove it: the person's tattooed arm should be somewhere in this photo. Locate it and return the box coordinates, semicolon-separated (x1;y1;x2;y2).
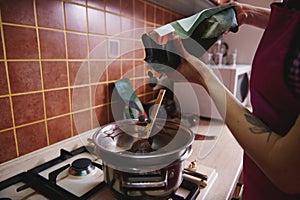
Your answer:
244;113;273;142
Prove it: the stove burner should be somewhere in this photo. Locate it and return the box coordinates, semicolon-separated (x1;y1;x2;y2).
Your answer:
0;146;200;200
68;158;96;176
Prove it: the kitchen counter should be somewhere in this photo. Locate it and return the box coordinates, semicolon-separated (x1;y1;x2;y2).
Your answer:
189;118;243;200
0;118;243;200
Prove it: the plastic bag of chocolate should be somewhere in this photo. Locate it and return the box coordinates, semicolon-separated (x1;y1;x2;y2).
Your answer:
142;4;238;72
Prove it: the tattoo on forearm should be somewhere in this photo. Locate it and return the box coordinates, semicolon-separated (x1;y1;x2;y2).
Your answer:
244;114;272;142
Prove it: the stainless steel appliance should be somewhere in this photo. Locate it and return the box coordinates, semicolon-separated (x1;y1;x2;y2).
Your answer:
1;115;216;200
0;145;203;200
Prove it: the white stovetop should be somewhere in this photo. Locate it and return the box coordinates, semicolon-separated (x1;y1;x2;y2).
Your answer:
0;119;243;200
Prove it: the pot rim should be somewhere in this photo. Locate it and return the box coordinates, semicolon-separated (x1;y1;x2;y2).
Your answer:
92;119;194;172
92;119;194;158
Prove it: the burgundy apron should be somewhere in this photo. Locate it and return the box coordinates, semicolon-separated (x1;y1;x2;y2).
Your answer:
244;3;300;200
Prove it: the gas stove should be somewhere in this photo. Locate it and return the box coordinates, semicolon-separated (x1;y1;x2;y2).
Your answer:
0;146;203;200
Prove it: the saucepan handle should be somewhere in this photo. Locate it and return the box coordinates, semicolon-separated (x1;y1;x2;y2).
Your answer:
121;170;167;189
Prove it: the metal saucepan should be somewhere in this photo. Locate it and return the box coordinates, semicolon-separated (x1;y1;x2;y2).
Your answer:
93;119;194;198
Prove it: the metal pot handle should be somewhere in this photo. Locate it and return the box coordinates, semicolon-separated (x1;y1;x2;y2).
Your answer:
178;144;192;162
121;145;191;189
121;170;168;189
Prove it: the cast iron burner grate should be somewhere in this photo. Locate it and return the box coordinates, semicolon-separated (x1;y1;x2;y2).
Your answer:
0;146;200;200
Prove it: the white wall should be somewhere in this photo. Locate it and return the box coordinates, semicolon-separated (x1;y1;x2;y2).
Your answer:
222;0;279;64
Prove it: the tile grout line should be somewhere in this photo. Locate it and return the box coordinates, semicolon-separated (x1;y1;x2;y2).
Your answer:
65;0;181;20
154;1;157;28
143;0;147;102
62;1;75;138
0;1;181;37
85;0;93;130
0;9;19;157
103;0;111;123
0;21;156;39
103;0;107;36
120;0;123;79
132;0;137;91
0;102;112;134
33;0;50;146
0;89;154;134
0;57;145;63
0;76;148;99
0;0;181;158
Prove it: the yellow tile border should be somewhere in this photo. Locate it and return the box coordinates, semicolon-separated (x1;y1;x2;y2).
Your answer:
0;57;147;63
86;0;94;131
0;9;19;157
0;89;155;134
61;0;75;138
0;74;149;100
33;0;50;146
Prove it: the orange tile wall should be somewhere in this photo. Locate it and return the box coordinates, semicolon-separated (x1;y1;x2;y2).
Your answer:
0;0;182;163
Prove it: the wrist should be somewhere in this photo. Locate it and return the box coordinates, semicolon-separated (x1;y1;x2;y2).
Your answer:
240;4;270;28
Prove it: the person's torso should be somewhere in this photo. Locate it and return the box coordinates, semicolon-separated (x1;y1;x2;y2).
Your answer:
244;3;300;200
